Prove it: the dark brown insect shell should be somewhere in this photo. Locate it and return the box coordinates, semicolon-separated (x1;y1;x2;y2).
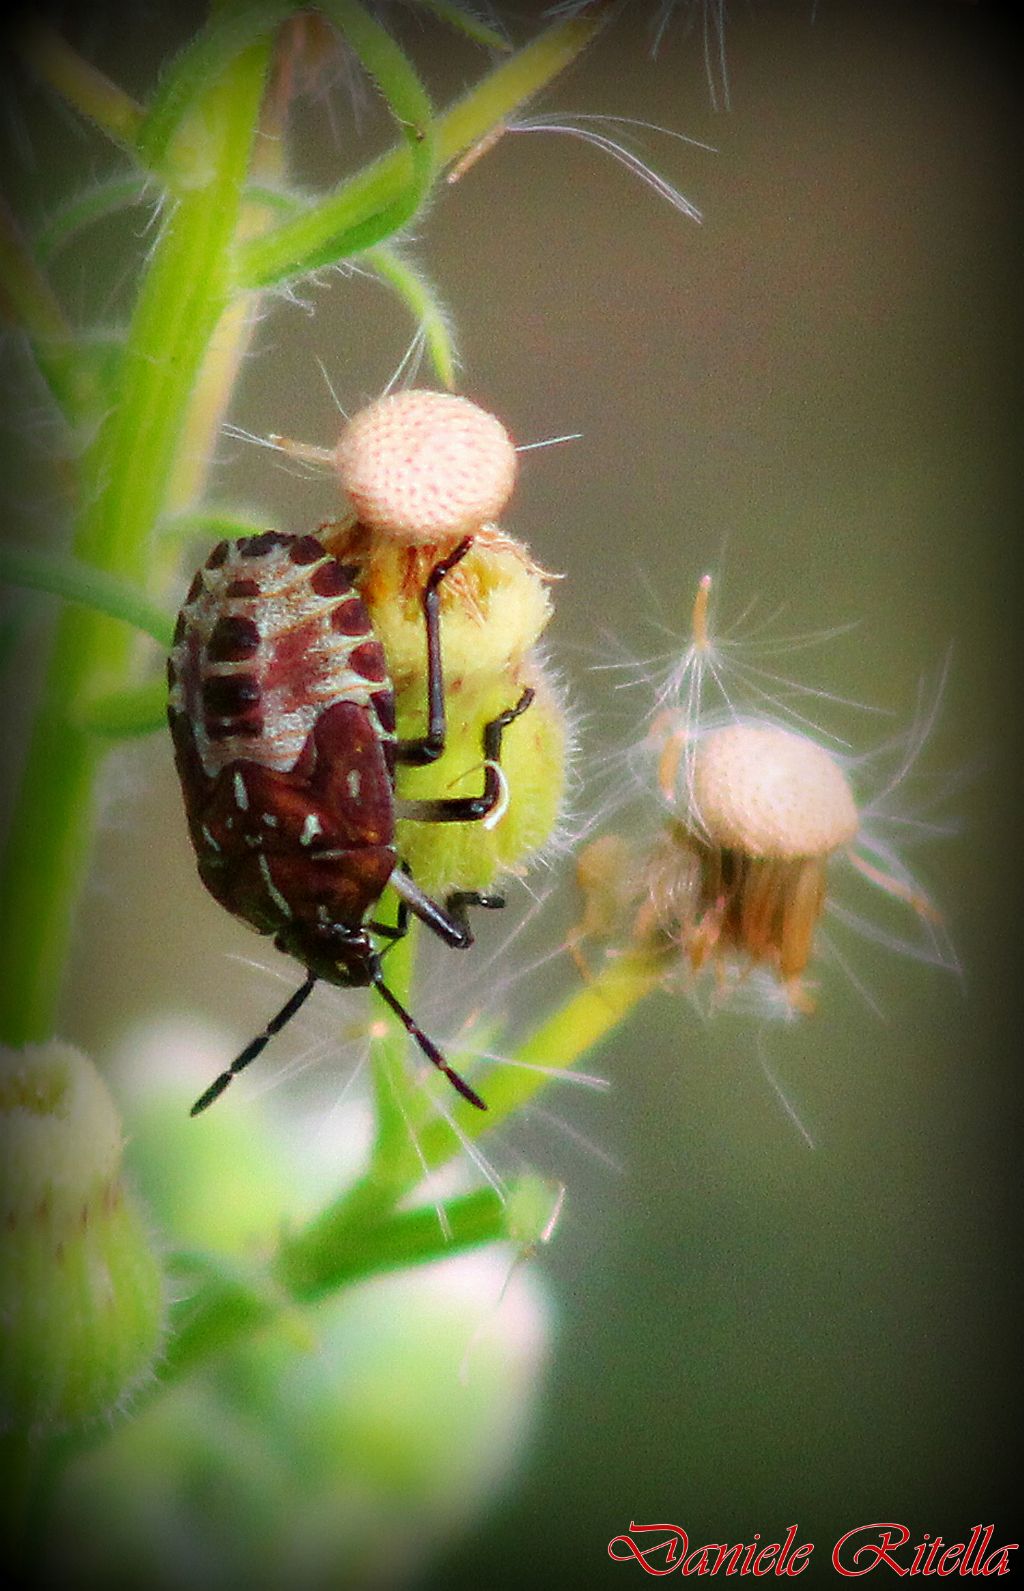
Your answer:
170;695;399;966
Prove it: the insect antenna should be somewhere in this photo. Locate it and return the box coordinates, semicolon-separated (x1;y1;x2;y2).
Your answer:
190;971;319;1116
372;975;487;1112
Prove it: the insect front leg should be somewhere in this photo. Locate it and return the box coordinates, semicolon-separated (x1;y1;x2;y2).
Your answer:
190;971;318;1115
395;687;535;825
392;536;474;767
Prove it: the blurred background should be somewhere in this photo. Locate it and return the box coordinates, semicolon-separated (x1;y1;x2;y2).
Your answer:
3;0;1020;1584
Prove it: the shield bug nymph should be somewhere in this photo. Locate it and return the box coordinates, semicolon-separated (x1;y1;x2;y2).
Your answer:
167;530;532;1115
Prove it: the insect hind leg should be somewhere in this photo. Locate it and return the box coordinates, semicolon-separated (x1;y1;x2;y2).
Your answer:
372;972;486;1111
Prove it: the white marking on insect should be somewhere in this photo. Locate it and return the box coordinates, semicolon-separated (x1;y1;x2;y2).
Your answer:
482;762;510;830
261;812;279;827
300;814;322;846
258;853;292;918
233;771;249;811
346;770;362;801
201;825;221;852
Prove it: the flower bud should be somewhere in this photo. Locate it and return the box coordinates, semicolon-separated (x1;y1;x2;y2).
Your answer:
350;534;553;687
0;1042;164;1432
322;471;569;895
396;654;569;893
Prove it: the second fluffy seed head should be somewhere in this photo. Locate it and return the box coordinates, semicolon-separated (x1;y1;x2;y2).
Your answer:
691;722;859;860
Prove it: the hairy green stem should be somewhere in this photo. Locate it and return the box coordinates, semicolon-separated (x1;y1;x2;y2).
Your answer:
263;954;660;1301
158;1185;512;1384
0;42;271;1046
276;1185;511;1301
412;949;661;1176
18;20;145;149
235;2;611;288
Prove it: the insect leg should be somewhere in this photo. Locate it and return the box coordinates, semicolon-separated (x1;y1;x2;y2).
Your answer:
392;536;474;766
443;890;506;934
388;865;471;946
190;971;318;1116
394;686;535;824
372;973;486;1111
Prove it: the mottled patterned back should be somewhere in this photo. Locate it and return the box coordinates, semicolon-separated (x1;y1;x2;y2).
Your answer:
167;532;393;778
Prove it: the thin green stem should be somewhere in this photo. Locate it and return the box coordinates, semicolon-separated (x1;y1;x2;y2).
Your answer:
160;1254;283;1384
18;20;145;151
260;954;659;1304
411;949;661;1178
276;1185;511;1301
154;1184;514;1386
0;544;175;647
0;42;271;1047
0;196;99;423
135;1;288;179
435;1;614;169
237;0;434;288
33;174;151;264
405;0;510;52
366;244;457;388
235;1;610;289
369;906;423;1178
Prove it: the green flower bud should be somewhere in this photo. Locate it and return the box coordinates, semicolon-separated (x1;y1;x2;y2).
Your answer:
0;1042;164;1432
317;397;569;895
359;536;553;685
396;655;569;893
322;534;568;892
110;1021;300;1256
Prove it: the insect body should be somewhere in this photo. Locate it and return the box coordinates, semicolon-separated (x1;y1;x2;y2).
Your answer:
168;530;532;1115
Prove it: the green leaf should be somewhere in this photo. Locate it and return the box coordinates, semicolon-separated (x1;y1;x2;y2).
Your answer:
236;2;612;289
75;680;168;738
277;1184;517;1302
161;1252;282;1385
17;21;145;151
319;0;433;138
435;3;614;172
0;544;174;648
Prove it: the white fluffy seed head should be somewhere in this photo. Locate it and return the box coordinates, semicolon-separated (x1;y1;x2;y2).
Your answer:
691;722;859;860
334;390;518;545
